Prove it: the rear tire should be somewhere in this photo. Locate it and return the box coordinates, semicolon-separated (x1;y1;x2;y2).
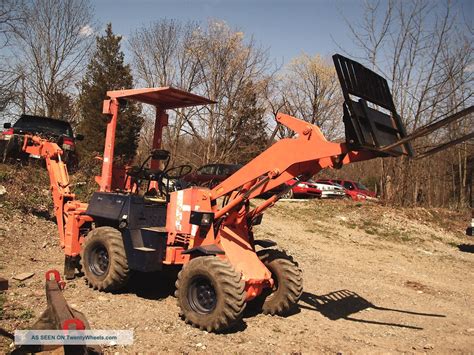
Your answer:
175;256;246;332
81;227;130;292
253;249;303;315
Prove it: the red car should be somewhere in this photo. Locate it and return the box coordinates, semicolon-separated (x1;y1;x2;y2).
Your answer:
280;179;322;199
318;179;376;201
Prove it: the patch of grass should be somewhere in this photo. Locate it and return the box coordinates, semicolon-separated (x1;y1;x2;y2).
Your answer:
0;294;35;323
0;170;11;182
340;221;356;229
404;207;469;236
0;163;53;216
18;309;34;320
399;234;411;242
357;219;415;242
429;234;443;242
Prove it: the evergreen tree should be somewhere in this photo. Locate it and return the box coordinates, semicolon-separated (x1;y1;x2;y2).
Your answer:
229;82;267;164
77;23;143;162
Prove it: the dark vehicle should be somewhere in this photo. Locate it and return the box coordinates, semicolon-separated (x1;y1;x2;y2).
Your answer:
183;163;242;188
0;114;82;167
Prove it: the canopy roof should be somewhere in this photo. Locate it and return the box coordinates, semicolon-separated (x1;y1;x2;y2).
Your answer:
106;86;215;109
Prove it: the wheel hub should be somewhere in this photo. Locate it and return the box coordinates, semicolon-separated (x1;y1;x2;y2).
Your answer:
89;244;109;276
188;277;217;314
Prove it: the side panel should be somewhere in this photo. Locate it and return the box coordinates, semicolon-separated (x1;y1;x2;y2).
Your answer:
86;192;169;272
86;192;128;221
165;187;216;264
166;187;213;241
122;228;167;272
121;197;168;271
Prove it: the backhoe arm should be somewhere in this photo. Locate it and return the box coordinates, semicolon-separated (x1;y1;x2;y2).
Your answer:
21;135;75;249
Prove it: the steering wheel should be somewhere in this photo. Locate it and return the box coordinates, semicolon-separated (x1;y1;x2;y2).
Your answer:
158;164;193;195
163;164;193;179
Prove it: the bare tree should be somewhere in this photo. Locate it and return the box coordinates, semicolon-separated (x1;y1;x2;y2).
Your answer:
12;0;94;118
279;54;344;140
344;0;473;207
130;19;273;165
0;0;23;47
130;19;203;163
0;0;23;115
188;20;272;163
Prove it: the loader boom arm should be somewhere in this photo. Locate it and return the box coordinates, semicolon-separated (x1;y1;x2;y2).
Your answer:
210;113;377;219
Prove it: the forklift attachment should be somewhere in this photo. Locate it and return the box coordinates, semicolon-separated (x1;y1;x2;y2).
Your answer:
333;54;414;157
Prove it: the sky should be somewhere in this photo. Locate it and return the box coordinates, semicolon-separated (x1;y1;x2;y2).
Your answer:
93;0;472;67
92;0;375;65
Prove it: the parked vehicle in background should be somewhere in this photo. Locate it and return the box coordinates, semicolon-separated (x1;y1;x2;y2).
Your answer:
0;114;82;168
280;179;322;199
312;180;346;199
317;179;360;200
318;179;377;201
183;163;242;188
274;179;346;199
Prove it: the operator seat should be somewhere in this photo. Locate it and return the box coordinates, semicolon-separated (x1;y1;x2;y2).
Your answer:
125;149;171;195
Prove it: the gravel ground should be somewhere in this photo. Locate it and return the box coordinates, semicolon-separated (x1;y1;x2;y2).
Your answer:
1;200;473;353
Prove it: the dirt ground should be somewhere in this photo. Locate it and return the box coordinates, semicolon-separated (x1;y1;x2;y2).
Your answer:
1;199;473;354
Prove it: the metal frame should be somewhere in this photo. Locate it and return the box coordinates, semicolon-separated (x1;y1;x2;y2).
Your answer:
333;54;414;157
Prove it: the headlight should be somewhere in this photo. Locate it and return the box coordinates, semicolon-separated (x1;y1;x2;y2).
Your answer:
297;183;308;188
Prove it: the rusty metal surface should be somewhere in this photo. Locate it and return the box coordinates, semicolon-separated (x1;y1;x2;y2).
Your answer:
46;280;77;329
10;270;99;354
106;86;216;109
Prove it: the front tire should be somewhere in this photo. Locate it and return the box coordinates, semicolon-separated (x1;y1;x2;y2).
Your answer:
175;256;246;332
81;227;131;292
254;249;303;315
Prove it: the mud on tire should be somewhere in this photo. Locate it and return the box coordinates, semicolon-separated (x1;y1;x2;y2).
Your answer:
175;256;246;332
253;249;303;315
81;226;131;292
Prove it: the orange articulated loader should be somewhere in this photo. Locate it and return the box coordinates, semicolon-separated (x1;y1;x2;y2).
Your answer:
21;54;466;332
